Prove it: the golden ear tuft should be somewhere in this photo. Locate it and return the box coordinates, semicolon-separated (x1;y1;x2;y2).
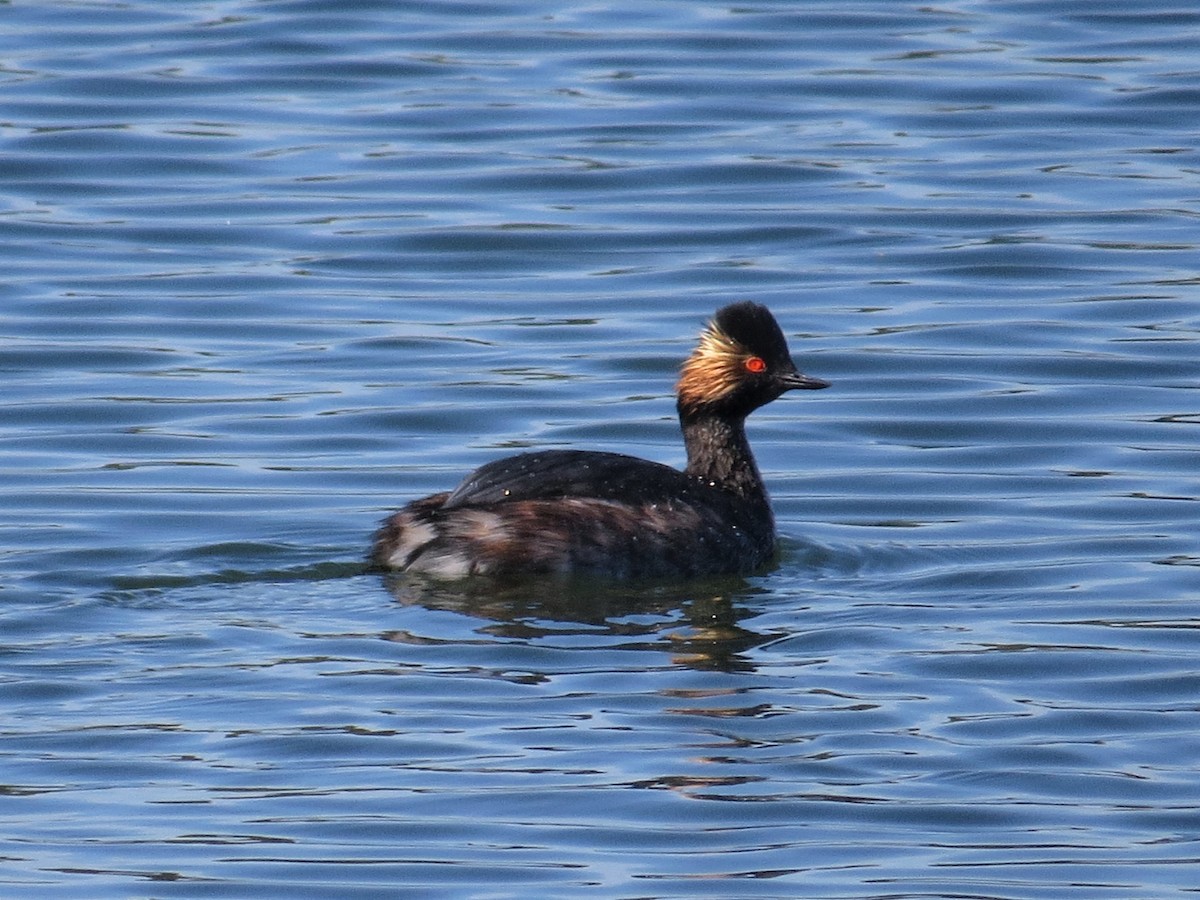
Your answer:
676;319;748;411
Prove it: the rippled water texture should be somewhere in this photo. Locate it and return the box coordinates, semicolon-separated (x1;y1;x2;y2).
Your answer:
2;1;1198;897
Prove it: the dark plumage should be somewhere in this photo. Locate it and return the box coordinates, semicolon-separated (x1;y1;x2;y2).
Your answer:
371;302;828;579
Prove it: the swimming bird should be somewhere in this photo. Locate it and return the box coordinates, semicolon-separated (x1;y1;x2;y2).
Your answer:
371;301;828;578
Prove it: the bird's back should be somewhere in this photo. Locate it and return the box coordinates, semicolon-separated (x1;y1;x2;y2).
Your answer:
371;449;775;579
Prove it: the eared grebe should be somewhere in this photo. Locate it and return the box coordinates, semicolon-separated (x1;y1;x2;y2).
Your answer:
371;302;828;579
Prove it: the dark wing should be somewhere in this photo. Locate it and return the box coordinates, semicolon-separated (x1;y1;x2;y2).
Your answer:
442;450;699;509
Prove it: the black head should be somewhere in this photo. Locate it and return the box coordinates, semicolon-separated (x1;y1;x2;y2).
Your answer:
677;301;828;419
712;301;790;361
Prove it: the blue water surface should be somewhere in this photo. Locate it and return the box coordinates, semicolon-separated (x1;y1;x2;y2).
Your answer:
1;1;1198;897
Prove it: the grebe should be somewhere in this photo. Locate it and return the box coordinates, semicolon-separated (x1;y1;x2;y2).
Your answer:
371;302;828;579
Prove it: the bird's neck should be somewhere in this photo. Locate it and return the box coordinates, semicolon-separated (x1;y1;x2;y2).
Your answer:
680;412;768;503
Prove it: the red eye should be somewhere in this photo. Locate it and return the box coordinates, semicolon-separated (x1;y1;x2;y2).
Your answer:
745;356;767;373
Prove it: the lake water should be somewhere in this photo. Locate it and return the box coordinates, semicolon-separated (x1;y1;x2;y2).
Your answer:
2;1;1198;897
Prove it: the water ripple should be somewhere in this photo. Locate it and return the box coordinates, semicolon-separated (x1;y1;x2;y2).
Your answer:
2;0;1199;897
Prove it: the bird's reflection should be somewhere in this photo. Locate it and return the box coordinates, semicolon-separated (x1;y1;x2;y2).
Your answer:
379;572;773;673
